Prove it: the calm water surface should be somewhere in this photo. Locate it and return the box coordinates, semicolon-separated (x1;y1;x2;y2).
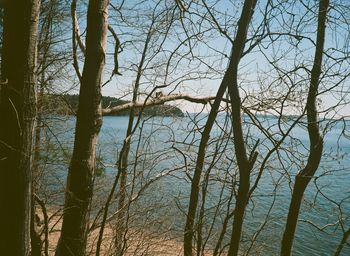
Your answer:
43;114;350;255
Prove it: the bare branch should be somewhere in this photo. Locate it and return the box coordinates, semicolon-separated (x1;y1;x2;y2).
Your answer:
108;25;122;75
102;94;223;115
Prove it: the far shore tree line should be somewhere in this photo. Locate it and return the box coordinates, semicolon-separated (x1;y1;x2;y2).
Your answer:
0;0;349;256
42;94;185;116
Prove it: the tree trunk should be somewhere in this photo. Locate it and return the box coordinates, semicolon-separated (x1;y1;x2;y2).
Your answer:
55;0;109;255
280;0;328;255
183;1;257;255
280;176;309;256
0;0;40;255
227;175;250;256
114;24;151;255
114;121;131;256
225;1;258;255
334;228;350;256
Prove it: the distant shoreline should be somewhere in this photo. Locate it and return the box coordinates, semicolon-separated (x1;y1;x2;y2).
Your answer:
42;94;185;117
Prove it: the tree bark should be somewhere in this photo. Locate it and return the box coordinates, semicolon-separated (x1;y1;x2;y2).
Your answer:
226;1;258;255
280;0;329;255
0;0;40;255
55;0;109;255
183;1;257;255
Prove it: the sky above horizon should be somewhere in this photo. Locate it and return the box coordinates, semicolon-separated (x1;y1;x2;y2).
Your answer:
62;0;350;118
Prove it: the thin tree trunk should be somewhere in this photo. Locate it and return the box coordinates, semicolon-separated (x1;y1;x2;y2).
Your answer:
280;0;328;255
0;0;40;255
114;117;132;256
31;1;56;253
225;1;258;255
32;113;42;256
183;1;257;255
281;176;309;255
114;23;153;255
334;228;350;256
55;0;109;255
30;86;43;256
227;175;250;256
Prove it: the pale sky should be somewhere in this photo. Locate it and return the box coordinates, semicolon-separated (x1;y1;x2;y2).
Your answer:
71;0;350;118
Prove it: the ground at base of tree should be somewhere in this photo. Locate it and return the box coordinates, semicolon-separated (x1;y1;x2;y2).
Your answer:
41;209;192;255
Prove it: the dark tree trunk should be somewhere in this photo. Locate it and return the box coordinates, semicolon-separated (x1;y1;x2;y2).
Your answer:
0;0;40;255
114;115;132;256
226;175;250;256
55;0;109;255
335;228;350;256
226;1;258;255
280;0;329;255
183;1;257;255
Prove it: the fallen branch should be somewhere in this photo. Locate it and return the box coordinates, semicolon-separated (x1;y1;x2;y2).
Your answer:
102;94;223;115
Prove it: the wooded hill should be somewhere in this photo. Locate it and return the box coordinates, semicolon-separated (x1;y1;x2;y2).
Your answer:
42;94;184;117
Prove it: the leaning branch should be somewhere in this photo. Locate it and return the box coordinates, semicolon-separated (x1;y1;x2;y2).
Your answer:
102;94;226;115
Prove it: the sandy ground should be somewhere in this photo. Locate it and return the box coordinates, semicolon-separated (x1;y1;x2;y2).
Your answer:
38;208;184;256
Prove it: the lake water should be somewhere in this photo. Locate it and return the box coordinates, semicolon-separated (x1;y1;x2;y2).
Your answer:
41;114;350;255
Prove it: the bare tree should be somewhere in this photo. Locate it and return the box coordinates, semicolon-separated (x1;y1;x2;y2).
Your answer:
55;0;110;255
183;0;257;255
1;0;348;255
281;0;329;255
